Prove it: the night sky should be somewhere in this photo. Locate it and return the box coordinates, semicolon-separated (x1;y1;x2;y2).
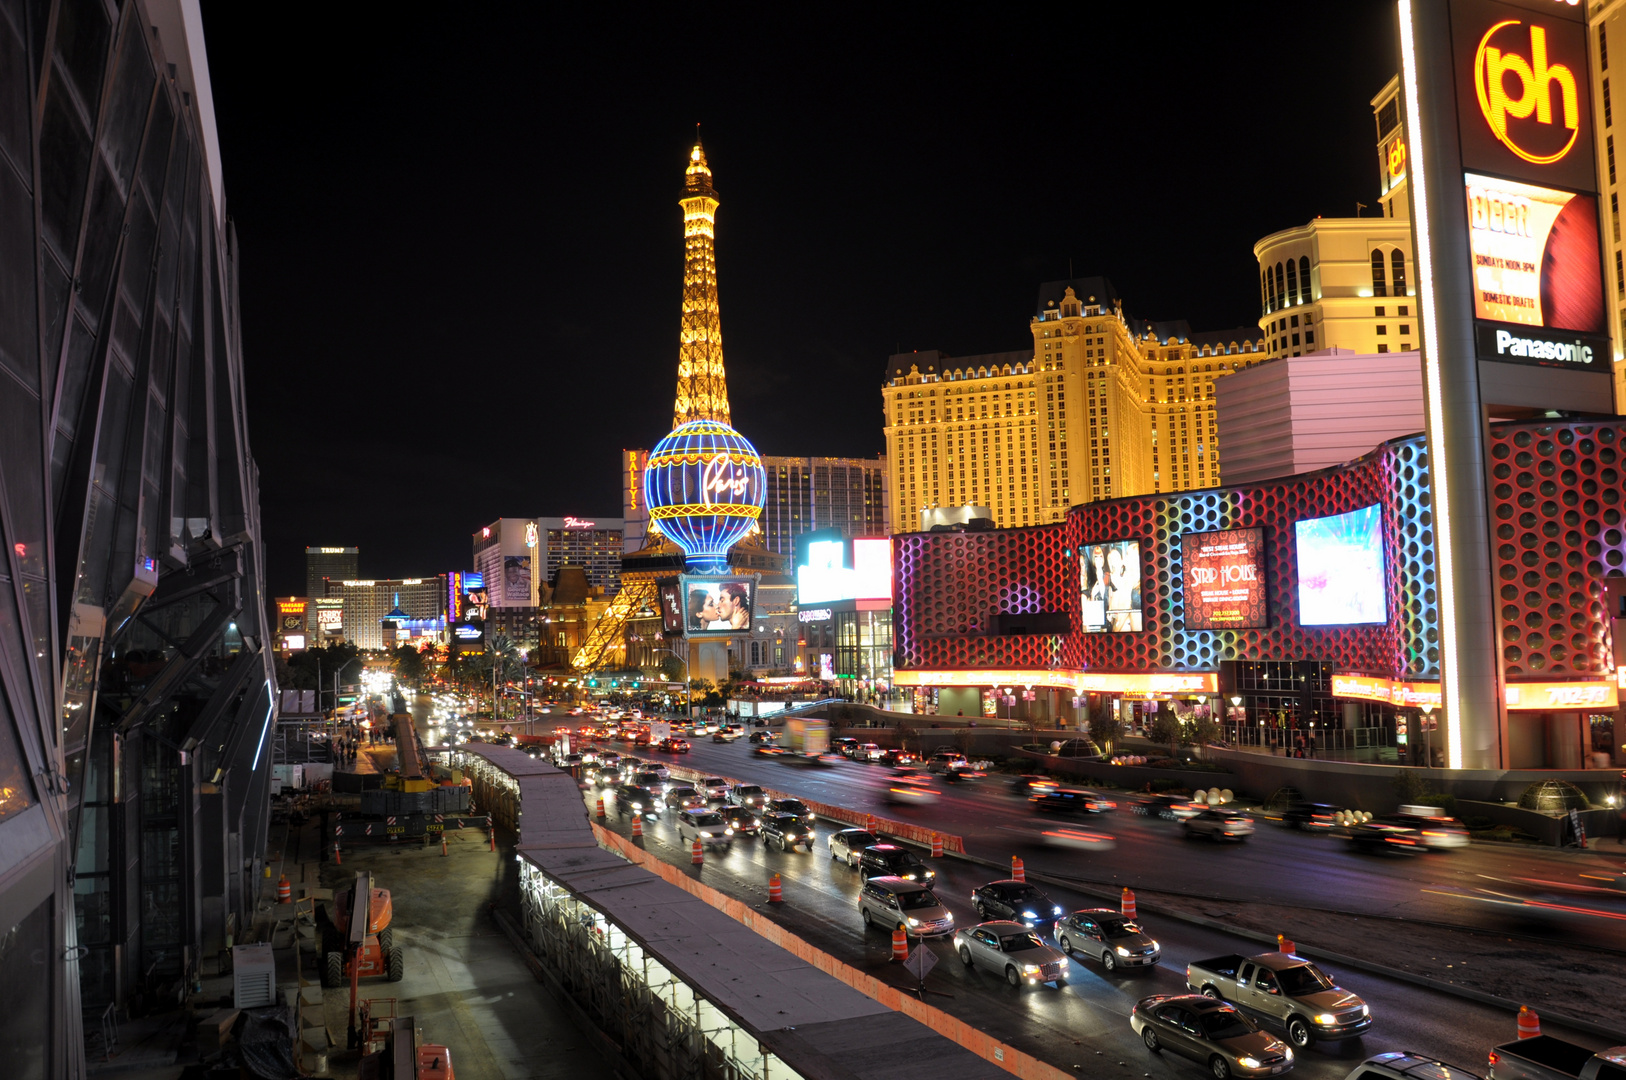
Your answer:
201;5;1399;599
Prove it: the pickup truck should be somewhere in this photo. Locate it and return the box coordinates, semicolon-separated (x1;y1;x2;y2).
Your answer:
1185;951;1371;1048
1488;1036;1626;1080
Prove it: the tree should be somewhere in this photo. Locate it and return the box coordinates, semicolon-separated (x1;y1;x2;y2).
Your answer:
1186;713;1220;758
283;642;362;693
391;645;426;688
1147;711;1185;755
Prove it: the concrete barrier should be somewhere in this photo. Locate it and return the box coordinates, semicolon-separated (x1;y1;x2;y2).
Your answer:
665;763;966;853
595;824;1068;1080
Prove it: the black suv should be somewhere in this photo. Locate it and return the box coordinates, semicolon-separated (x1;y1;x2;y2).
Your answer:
615;784;659;819
857;843;935;884
760;812;815;852
972;879;1062;926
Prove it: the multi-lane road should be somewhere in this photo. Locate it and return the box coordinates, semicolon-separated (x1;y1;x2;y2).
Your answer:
658;736;1626;950
581;754;1609;1080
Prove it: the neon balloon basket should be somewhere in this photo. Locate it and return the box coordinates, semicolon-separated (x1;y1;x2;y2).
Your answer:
644;419;766;573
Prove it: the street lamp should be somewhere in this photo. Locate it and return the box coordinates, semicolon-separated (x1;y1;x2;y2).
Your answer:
1420;703;1436;768
1229;695;1243;745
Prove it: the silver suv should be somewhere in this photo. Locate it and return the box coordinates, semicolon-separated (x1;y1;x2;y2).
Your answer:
859;877;954;939
675;809;734;848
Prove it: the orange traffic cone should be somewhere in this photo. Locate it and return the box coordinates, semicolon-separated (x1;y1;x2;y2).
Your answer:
276;875;291;904
1122;887;1136;920
891;922;908;961
441;834;448;856
867;814;877;833
1011;856;1025;882
769;873;783;903
691;838;704;865
930;833;943;858
1517;1006;1540;1039
334;842;341;865
1277;934;1295;954
596;796;605;818
631;814;643;838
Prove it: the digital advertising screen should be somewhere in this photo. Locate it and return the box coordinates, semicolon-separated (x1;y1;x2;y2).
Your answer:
1295;505;1387;626
796;536;892;605
503;555;532;604
679;576;755;636
657;580;685;635
1080;540;1143;633
1181;528;1267;630
1465;173;1604;340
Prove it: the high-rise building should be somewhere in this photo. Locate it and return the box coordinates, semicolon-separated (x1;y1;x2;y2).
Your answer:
306;545;359;600
1;3;278;1059
540;516;624;593
473;519;540;608
882;281;1265;532
1587;7;1626;404
1253;80;1415;361
335;577;448;651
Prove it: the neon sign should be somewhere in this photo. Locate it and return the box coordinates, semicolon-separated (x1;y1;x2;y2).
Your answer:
525;522;539;547
562;516;596;530
1474;19;1579;165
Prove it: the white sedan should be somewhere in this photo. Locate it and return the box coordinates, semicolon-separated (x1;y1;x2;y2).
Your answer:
953;921;1069;988
827;828;880;867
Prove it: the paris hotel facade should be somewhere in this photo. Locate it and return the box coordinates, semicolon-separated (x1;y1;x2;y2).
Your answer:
883;279;1266;533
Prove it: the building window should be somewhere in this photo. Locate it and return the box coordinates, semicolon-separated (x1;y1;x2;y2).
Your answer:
1286;257;1299;304
1608;77;1615;129
1603;23;1611;71
1377;344;1389;353
1299;256;1311;301
1305;330;1315;344
1614;193;1621;243
1390;249;1407;296
1274;262;1285;309
1370;250;1388;297
1376;325;1387;335
1617;250;1625;296
1611;135;1617;184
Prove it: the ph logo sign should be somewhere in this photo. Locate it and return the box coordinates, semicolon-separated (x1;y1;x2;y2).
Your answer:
1474;19;1580;165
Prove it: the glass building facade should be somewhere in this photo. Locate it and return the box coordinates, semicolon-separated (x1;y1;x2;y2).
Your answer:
0;2;274;1073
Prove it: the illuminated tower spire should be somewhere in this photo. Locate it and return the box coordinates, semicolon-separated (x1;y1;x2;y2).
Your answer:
673;134;732;427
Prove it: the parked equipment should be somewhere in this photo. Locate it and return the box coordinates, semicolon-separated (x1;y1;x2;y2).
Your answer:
320;870;406;1048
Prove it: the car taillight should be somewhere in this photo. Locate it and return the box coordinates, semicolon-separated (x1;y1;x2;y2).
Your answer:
1489;1052;1500;1068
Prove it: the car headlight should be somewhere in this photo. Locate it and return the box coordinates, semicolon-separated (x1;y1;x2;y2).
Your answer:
1053;906;1063;915
1314;1013;1337;1026
1283;1050;1293;1062
907;917;920;927
725;827;734;834
1022;964;1041;975
807;812;815;820
1116;946;1131;957
1239;1058;1262;1070
1022;910;1037;919
1149;940;1160;951
631;803;642;810
1360;1004;1369;1016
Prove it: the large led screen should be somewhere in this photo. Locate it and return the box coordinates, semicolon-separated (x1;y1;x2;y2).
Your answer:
657;580;685;635
680;576;755;636
1181;528;1267;630
1295;505;1386;626
1081;540;1143;633
1465;174;1604;339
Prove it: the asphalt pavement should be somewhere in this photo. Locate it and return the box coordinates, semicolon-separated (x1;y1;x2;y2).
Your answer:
664;737;1626;951
584;771;1609;1080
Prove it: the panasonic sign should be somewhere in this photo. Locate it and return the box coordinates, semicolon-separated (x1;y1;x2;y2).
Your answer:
1477;324;1605;369
1493;329;1592;364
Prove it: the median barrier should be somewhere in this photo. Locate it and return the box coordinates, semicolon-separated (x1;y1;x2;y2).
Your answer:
594;823;1068;1080
665;763;966;853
